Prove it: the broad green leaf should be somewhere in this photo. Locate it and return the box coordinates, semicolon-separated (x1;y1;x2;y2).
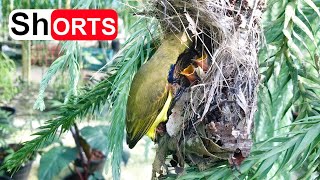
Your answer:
291;16;315;44
80;125;110;155
38;146;77;180
297;4;314;36
303;0;320;17
299;71;320;84
88;171;104;180
284;2;296;28
288;39;304;60
264;15;285;44
292;30;313;59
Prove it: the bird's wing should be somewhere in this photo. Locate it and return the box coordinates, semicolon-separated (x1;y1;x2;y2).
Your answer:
126;73;168;148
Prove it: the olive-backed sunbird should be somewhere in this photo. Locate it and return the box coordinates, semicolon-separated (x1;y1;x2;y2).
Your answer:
126;34;188;149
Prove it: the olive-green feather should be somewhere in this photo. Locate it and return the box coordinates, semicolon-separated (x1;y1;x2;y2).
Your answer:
126;34;188;148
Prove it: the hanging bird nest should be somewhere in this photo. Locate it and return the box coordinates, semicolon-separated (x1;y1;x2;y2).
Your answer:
143;0;265;177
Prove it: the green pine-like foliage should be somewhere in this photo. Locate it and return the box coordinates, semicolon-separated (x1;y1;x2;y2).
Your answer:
2;0;320;179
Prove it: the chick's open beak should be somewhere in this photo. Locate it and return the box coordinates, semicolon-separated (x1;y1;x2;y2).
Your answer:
194;53;209;71
180;64;197;83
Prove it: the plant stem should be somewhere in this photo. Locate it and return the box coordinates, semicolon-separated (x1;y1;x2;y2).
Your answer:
71;124;89;179
74;166;84;180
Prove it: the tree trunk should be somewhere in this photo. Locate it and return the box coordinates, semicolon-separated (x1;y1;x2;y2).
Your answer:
66;0;71;9
21;0;31;84
22;41;31;84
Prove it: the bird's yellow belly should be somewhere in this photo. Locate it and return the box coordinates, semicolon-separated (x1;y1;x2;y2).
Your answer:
146;91;173;140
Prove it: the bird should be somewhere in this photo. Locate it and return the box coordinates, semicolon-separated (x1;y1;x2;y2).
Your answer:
126;33;189;149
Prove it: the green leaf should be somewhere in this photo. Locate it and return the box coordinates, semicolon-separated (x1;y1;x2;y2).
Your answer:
254;153;280;178
303;0;320;17
291;15;315;44
250;136;300;160
207;168;233;180
288;123;320;163
284;2;296;28
80;125;110;155
38;146;77;180
88;171;105;180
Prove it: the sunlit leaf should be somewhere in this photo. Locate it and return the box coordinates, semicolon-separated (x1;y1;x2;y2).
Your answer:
38;147;77;180
291;16;315;44
303;0;320;17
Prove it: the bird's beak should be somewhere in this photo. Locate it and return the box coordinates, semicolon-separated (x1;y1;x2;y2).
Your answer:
180;65;198;83
193;53;209;71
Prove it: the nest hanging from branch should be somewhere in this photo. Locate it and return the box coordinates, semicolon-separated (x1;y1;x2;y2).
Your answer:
143;0;265;177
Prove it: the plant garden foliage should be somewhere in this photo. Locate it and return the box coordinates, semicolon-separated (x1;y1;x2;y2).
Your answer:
2;0;320;179
37;125;110;180
1;16;159;179
38;146;77;180
0;53;17;102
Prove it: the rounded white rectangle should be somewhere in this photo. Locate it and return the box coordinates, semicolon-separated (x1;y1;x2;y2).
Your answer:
9;9;54;40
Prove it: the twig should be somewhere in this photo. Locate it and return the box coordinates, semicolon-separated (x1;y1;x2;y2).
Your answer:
74;166;83;180
70;124;88;180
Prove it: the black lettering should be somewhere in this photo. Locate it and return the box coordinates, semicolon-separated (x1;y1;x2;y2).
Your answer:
33;13;48;35
11;12;29;35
